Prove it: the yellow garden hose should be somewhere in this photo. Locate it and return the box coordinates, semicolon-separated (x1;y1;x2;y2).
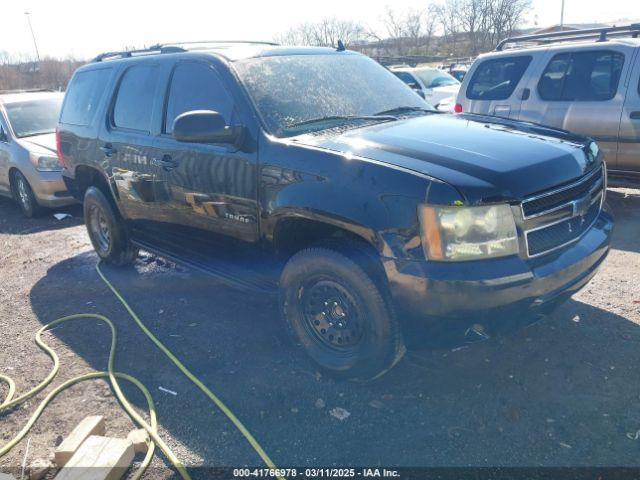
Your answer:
0;261;282;480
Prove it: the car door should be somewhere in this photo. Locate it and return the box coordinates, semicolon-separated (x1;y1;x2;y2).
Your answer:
100;61;168;232
519;48;629;170
617;49;640;174
150;59;259;253
463;55;533;118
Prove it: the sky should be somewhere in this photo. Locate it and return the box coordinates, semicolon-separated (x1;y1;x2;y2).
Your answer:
1;0;637;60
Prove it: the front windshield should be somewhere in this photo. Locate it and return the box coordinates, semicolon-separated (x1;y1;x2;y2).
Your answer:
414;69;460;88
4;97;63;138
234;54;432;137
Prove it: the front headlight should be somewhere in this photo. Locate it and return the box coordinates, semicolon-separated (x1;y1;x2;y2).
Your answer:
29;152;62;172
418;204;519;261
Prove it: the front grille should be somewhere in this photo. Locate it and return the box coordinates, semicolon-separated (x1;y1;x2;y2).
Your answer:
522;166;604;258
522;167;603;217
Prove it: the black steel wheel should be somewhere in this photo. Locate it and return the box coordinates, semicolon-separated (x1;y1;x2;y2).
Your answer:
301;279;364;350
83;186;138;265
280;243;405;381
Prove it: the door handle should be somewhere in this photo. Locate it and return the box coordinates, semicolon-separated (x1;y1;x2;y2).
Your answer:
630;111;640;120
100;144;116;157
151;154;178;171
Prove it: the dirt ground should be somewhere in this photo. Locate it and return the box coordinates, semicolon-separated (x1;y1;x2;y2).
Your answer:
1;188;639;479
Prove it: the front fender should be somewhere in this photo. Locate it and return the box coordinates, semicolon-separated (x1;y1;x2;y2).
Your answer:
259;140;462;260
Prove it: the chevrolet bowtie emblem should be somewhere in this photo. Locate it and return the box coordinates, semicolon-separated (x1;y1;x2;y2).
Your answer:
571;196;591;217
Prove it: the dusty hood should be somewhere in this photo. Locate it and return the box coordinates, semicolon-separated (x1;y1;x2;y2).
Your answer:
293;113;601;204
18;133;57;155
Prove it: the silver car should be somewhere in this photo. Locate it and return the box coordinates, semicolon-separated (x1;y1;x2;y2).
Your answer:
455;24;640;187
0;91;74;217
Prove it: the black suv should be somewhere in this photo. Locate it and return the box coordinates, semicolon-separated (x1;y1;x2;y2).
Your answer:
58;42;613;380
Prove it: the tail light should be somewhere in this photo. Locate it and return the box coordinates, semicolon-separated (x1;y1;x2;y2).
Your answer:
55;127;66;169
454;103;463;113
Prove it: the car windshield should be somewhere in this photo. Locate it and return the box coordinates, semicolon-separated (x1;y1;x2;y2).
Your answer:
4;97;63;138
413;69;460;88
233;54;432;137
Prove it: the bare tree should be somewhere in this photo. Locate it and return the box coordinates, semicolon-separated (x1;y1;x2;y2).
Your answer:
434;0;463;56
378;6;439;56
435;0;531;55
276;18;367;47
423;5;439;55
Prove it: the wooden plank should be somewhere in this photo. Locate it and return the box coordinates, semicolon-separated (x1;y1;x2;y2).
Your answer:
126;429;150;454
55;416;106;467
55;436;134;480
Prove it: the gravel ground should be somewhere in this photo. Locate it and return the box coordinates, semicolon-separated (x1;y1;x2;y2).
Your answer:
0;188;639;479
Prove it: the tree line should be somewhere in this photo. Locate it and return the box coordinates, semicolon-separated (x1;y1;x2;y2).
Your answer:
0;51;83;92
277;0;532;57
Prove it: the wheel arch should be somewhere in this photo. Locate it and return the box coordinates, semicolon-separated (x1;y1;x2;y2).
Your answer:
74;164;122;214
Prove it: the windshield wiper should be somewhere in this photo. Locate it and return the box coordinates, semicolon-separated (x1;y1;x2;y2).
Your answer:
287;114;397;130
373;106;435;116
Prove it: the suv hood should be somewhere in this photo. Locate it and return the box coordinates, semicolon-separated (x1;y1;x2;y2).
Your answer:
293;113;601;204
17;133;57;155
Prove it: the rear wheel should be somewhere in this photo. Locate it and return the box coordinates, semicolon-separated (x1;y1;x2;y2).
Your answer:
280;244;405;381
12;171;42;218
84;186;138;265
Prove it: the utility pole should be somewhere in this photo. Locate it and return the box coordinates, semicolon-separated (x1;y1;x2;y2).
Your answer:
560;0;565;28
24;12;41;62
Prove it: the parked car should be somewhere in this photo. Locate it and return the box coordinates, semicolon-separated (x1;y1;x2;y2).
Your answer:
391;66;461;108
449;67;468;82
58;42;612;380
455;24;640;187
0;91;73;217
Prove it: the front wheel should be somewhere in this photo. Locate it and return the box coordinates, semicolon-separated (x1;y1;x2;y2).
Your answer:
12;171;42;218
280;245;405;381
84;186;138;266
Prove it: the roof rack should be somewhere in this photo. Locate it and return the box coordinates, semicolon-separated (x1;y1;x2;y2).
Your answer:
496;23;640;51
91;40;279;62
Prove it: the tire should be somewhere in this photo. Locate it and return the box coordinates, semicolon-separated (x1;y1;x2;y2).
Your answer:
12;170;42;218
280;244;405;381
83;186;138;266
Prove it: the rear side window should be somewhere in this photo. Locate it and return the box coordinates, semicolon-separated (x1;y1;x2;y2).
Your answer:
113;64;159;133
61;68;111;126
538;50;624;101
164;62;233;134
466;56;531;100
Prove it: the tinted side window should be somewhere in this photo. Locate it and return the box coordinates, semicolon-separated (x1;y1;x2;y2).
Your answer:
538;51;624;101
165;62;233;134
466;56;531;100
60;68;111;126
113;64;159;132
537;53;571;100
393;72;417;85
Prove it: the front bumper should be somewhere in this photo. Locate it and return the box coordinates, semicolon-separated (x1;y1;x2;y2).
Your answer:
384;208;613;324
27;169;75;208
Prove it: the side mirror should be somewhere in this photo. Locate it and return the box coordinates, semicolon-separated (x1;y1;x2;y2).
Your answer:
0;127;7;142
407;81;421;91
172;110;239;144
